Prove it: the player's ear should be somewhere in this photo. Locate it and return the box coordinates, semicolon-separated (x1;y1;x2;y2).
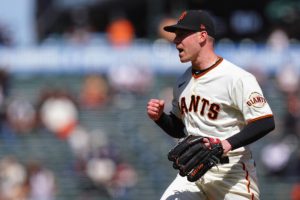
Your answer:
197;31;208;43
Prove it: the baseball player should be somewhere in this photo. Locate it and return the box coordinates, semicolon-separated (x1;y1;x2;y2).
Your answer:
147;10;275;200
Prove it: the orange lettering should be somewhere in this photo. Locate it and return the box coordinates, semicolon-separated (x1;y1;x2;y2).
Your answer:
208;103;220;120
200;98;209;116
180;97;188;114
189;95;200;112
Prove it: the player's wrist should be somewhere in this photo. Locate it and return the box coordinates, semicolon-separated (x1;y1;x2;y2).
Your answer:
153;112;165;122
221;140;232;155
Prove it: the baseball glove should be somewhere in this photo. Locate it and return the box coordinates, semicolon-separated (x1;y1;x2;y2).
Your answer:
168;135;228;182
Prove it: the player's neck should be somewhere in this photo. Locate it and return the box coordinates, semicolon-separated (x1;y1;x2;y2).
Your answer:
192;54;219;70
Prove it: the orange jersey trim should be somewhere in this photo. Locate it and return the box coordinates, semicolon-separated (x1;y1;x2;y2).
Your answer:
242;162;255;199
192;57;223;79
247;114;273;124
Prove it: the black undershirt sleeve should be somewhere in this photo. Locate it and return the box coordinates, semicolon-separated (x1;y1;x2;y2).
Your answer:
155;112;186;138
227;116;275;150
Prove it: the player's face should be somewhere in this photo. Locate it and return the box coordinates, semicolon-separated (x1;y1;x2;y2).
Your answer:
173;30;200;63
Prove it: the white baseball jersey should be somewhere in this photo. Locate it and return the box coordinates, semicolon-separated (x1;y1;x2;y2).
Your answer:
162;57;272;200
171;57;273;153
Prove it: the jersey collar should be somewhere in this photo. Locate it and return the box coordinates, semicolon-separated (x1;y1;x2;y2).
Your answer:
192;57;223;78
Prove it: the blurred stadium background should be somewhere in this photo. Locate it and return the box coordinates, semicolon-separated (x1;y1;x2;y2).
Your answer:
0;0;300;200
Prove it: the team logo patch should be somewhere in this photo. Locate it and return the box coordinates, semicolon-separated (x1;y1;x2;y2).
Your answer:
246;92;267;108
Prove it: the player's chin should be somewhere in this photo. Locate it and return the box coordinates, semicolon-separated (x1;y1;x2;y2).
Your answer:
179;57;190;63
178;54;191;63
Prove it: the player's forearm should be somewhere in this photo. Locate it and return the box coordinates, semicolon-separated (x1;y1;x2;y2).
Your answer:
226;116;275;150
155;112;186;138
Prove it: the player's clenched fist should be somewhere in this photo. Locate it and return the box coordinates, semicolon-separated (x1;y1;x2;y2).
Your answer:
147;99;165;121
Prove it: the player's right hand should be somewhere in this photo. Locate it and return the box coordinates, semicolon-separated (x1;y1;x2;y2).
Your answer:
147;99;165;121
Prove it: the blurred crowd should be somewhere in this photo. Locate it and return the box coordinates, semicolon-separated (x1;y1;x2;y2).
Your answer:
0;67;155;199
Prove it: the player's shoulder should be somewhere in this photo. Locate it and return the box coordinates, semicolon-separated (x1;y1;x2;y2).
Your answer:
220;59;254;79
